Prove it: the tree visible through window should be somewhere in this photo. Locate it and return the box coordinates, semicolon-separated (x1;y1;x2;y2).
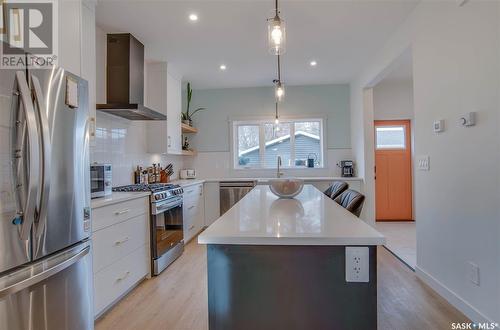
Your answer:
234;119;324;169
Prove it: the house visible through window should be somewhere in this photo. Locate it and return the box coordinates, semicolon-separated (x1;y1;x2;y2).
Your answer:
233;119;324;169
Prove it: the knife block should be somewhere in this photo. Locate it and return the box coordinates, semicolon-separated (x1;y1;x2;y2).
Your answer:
160;170;170;183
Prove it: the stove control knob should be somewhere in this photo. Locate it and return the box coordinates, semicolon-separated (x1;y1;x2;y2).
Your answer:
155;194;160;200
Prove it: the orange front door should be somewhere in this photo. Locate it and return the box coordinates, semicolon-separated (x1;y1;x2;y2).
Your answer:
375;120;413;221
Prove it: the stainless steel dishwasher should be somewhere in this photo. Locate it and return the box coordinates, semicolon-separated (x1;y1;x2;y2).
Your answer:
219;181;257;215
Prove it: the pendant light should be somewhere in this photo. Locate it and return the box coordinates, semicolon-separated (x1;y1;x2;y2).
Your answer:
267;0;286;55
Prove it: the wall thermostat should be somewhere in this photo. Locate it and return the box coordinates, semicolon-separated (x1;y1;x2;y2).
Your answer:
460;112;476;127
433;120;444;133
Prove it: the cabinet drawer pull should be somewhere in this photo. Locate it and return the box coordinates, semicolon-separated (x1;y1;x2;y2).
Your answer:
188;205;195;210
114;208;130;216
116;271;130;282
189;225;195;230
186;189;194;194
114;237;129;245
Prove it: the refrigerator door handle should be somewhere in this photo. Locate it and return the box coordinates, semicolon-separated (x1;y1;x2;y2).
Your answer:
30;75;51;238
13;71;40;241
0;245;90;299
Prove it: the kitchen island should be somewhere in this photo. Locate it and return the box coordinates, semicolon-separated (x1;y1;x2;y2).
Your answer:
198;184;385;330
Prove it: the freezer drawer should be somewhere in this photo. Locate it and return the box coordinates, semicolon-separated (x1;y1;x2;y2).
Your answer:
0;241;93;330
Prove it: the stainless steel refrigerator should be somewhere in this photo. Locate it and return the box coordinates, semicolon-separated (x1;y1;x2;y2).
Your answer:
0;60;93;329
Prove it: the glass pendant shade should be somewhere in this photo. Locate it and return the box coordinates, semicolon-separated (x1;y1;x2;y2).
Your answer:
268;15;286;55
275;82;285;102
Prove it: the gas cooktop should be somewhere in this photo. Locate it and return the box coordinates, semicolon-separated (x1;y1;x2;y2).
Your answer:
112;183;180;193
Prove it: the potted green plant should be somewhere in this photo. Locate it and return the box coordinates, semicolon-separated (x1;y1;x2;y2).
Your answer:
182;82;206;126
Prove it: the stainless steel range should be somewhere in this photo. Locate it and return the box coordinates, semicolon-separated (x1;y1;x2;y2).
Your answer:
113;183;184;275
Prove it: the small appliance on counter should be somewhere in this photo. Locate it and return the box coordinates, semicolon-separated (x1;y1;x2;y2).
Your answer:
179;169;196;179
91;163;112;198
338;160;354;177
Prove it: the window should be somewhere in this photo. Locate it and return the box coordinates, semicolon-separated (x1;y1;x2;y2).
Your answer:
233;118;324;169
376;126;406;149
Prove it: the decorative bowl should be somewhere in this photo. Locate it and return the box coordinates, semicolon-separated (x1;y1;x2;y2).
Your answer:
269;178;304;198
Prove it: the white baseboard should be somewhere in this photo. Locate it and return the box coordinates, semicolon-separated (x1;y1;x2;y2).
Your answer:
415;266;495;324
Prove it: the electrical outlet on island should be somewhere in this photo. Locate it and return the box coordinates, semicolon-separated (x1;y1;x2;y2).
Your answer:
346;247;369;282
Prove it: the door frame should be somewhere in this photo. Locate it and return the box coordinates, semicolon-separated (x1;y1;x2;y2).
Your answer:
374;119;414;221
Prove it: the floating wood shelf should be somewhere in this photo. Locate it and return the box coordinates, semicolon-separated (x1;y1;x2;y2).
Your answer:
181;123;198;134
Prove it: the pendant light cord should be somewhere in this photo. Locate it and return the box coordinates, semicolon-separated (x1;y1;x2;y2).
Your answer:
277;54;281;82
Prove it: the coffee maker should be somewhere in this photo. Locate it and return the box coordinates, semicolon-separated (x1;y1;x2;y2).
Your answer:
339;160;354;177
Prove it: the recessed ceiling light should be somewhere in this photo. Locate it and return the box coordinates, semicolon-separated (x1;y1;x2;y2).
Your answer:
189;14;198;21
219;65;227;71
310;61;317;67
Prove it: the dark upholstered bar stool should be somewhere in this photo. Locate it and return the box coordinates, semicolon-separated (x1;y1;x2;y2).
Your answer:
334;189;365;217
324;181;349;200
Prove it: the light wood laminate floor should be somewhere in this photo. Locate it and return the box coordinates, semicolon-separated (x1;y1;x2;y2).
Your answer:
376;221;416;269
96;238;468;330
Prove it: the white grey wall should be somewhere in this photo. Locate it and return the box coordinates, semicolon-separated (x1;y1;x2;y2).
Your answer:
351;0;500;323
184;84;354;178
373;80;413;120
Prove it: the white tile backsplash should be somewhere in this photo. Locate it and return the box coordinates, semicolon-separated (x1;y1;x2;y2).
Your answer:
183;149;353;179
90;112;185;186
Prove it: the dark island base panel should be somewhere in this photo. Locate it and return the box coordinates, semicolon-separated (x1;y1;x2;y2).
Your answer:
207;245;377;330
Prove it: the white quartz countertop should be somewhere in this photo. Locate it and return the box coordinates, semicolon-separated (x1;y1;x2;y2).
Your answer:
198;184;385;246
170;179;206;188
202;177;363;183
91;191;151;209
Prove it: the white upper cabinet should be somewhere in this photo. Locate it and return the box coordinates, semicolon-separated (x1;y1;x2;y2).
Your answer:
145;62;183;154
58;0;81;75
80;0;96;144
57;0;96;142
166;72;182;154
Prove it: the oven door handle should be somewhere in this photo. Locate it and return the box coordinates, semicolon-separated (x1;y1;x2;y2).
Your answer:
154;199;182;214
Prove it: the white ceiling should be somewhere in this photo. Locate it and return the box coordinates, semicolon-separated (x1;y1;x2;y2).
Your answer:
96;0;418;89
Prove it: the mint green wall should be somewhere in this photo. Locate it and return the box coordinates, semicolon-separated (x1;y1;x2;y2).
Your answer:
185;84;351;152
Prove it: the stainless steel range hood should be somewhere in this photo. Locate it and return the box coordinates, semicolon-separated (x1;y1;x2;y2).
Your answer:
96;33;166;120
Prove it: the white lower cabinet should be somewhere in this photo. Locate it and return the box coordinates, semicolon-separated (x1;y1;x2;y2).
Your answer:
92;196;150;318
93;245;148;315
183;183;205;243
203;182;220;227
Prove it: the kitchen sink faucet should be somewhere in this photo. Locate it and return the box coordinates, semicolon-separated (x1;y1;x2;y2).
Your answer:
277;156;284;178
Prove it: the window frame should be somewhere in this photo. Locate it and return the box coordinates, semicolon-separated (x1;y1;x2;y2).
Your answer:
231;117;326;170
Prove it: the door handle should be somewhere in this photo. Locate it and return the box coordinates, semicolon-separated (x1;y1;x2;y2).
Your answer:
31;75;52;240
114;237;129;245
13;71;40;241
114;208;130;215
0;246;89;299
116;271;130;282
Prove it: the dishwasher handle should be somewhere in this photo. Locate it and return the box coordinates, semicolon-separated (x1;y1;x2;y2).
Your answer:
219;181;256;188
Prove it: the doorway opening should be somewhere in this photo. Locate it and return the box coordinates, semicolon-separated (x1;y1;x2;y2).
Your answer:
371;50;416;269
